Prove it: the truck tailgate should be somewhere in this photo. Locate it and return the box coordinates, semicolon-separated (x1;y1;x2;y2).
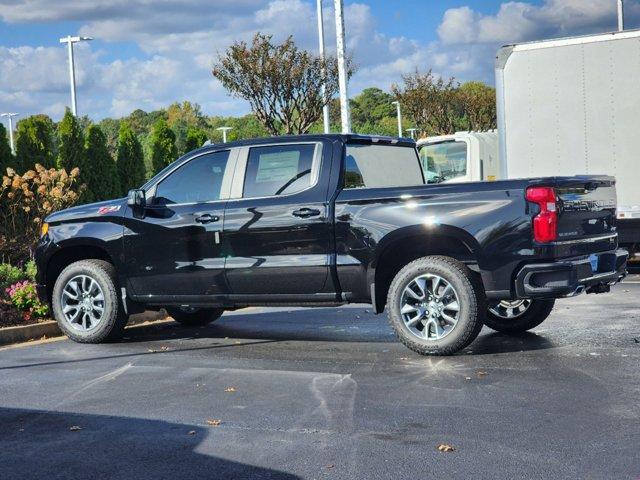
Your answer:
553;176;617;244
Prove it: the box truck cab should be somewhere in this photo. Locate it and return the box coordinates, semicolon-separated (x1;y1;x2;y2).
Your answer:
417;131;500;184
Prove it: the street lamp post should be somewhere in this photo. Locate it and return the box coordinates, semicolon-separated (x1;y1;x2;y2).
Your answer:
0;113;18;155
316;0;330;134
618;0;625;31
334;0;351;133
59;35;93;116
217;127;232;143
392;101;402;137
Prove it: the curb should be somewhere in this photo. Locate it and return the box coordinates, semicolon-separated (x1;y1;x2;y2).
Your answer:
0;321;62;346
0;310;169;347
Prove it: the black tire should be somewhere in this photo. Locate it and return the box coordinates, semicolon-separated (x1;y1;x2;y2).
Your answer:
51;259;128;343
387;256;485;356
166;307;224;326
484;299;555;333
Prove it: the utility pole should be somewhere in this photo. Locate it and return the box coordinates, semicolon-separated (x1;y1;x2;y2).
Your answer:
217;126;232;143
334;0;351;133
1;113;18;155
392;101;402;137
317;0;330;134
59;35;93;116
617;0;625;31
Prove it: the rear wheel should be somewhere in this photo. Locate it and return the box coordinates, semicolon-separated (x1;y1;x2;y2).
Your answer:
485;299;555;333
387;256;485;356
52;259;128;343
166;307;224;326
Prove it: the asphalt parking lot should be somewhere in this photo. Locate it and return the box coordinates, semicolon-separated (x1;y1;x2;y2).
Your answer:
1;278;639;480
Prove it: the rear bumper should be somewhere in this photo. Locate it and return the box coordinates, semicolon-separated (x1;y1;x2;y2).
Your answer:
515;249;628;299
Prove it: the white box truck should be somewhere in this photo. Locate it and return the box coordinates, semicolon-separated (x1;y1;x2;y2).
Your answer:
417;29;640;255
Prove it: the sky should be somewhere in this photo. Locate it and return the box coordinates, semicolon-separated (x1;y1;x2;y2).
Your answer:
1;0;638;121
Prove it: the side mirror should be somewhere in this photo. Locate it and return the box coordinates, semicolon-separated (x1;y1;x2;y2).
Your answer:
127;189;146;209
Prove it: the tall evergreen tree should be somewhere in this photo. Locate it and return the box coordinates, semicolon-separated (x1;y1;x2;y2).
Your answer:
82;125;121;202
0;123;13;175
184;127;208;153
150;118;177;174
57;108;86;171
116;122;145;194
14;114;56;172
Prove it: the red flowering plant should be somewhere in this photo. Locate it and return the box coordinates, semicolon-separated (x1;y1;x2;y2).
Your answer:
5;280;48;321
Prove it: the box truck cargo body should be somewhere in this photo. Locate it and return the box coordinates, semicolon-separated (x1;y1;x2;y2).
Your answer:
417;29;640;254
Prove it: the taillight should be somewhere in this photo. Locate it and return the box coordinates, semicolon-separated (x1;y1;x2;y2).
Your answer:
526;186;557;243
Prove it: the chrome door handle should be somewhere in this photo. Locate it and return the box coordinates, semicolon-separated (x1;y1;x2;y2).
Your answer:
195;214;219;224
292;208;321;218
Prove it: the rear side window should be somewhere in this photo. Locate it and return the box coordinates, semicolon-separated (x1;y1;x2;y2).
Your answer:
243;144;317;198
344;144;424;189
155;150;230;205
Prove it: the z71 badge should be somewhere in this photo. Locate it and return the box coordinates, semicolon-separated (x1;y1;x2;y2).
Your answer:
97;205;121;215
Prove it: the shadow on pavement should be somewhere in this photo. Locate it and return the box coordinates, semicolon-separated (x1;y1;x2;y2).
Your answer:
0;407;300;480
464;331;555;355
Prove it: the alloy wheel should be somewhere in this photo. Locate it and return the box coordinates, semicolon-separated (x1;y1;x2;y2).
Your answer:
400;274;460;341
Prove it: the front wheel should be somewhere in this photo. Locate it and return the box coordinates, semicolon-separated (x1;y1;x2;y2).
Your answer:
484;299;555;333
387;256;485;356
51;259;128;343
166;307;224;326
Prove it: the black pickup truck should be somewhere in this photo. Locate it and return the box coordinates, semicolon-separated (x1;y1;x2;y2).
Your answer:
35;134;627;355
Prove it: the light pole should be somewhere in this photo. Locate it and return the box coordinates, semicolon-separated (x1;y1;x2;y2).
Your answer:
217;126;232;143
0;113;18;155
617;0;625;31
334;0;351;133
406;128;418;140
317;0;330;134
392;101;402;137
59;35;93;116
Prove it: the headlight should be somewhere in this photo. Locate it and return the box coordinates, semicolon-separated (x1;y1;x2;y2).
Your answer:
41;222;49;237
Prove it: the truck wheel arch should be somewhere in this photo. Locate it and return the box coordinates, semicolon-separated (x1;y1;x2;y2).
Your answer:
45;244;116;300
369;226;480;314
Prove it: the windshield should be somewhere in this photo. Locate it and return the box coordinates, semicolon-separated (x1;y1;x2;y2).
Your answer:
418;141;468;183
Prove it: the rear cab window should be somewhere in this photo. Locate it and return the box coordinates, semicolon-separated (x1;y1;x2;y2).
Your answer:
343;143;424;189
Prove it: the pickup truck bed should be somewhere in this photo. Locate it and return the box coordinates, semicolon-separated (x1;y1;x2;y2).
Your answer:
35;134;627;355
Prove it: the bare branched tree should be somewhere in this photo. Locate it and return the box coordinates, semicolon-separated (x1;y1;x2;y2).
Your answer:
213;33;354;135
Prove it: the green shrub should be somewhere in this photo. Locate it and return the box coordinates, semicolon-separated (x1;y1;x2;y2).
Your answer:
0;263;24;291
24;260;37;282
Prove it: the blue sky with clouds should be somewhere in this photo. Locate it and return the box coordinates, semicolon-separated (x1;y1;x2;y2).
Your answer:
1;0;637;121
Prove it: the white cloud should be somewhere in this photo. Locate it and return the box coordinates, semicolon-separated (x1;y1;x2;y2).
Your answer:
1;0;637;121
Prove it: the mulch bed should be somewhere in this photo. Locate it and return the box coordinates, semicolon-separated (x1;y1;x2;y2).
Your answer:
0;299;50;328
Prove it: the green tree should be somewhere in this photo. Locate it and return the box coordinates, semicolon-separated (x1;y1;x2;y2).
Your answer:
116;122;145;194
14;115;56;172
82;125;121;202
184;127;208;152
213;33;354;135
150;118;177;174
97;117;121;160
458;81;496;131
392;70;460;136
57;108;86;171
0;123;13;174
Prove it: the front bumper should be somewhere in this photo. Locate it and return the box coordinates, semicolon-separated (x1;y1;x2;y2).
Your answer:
515;248;628;299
